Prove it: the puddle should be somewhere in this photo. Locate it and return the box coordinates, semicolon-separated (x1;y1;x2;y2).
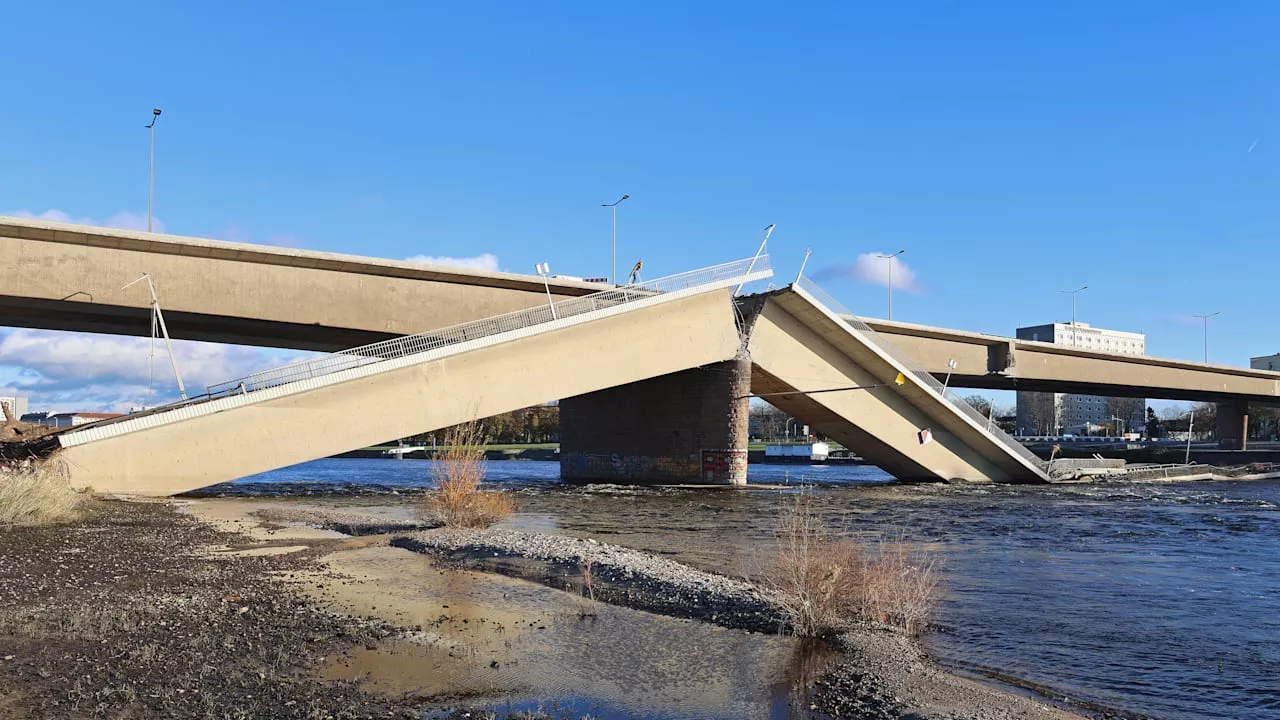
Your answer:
215;544;311;557
302;544;830;718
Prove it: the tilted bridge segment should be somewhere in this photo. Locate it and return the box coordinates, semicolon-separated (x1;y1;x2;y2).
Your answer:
50;256;1051;495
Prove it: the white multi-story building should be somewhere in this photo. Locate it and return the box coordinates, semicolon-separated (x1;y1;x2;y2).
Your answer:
0;396;28;422
1015;322;1146;435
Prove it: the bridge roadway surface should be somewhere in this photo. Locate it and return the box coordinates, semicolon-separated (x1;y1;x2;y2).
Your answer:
52;268;1048;495
0;215;604;351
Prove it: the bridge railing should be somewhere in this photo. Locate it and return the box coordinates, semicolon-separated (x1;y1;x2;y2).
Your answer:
794;276;1047;470
204;256;772;399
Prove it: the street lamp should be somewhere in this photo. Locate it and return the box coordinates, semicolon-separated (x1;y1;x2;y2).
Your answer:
875;250;905;320
601;194;630;286
146;108;162;232
1109;415;1125;438
1192;312;1219;364
1059;285;1088;346
534;262;558;319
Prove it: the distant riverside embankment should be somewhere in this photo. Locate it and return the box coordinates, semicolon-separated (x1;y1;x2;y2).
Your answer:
332;444;869;464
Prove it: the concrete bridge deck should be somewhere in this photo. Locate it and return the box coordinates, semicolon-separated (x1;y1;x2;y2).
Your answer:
54;259;769;495
1;215;605;350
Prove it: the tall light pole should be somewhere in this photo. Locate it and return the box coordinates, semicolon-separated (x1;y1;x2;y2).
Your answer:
146;108;162;232
875;250;905;320
601;194;630;286
1192;312;1219;363
1059;285;1088;346
534;263;558;319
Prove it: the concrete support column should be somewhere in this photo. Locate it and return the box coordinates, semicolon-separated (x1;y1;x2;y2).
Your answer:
559;357;750;484
1216;400;1249;451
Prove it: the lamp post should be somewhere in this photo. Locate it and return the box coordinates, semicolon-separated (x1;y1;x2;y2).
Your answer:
145;108;162;232
601;194;630;286
534;263;557;319
1192;312;1219;363
875;250;905;320
1109;415;1125;438
1059;285;1088;346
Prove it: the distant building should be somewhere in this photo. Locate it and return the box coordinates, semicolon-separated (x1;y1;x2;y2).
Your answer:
1015;322;1146;435
0;396;28;422
1251;353;1280;371
46;412;124;428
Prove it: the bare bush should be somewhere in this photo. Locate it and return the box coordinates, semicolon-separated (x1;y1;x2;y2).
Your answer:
766;489;941;637
425;421;515;528
861;535;941;636
765;491;864;636
0;460;88;527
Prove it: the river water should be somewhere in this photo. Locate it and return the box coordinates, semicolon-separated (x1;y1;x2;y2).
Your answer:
217;459;1280;720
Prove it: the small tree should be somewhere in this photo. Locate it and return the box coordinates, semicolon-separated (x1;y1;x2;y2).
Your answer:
1145;407;1162;439
1105;397;1145;435
426;420;515;528
963;395;993;419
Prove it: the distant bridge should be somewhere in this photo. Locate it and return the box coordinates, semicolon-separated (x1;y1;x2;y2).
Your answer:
0;215;603;350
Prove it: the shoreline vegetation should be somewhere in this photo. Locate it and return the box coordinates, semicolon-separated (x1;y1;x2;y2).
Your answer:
0;488;1090;719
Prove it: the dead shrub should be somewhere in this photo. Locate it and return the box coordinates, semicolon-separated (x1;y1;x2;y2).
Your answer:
425;420;515;528
765;491;864;637
0;460;88;527
766;489;941;637
861;535;941;636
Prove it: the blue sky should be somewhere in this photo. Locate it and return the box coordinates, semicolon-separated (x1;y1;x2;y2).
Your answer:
2;2;1278;411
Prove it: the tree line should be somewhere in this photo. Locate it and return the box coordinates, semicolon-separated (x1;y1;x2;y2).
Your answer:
409;404;560;446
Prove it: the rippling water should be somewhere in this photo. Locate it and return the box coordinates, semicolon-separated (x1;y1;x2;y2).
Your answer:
224;459;1280;719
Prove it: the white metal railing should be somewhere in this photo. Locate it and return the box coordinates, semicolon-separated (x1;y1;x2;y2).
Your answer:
794;276;1047;470
200;256;772;398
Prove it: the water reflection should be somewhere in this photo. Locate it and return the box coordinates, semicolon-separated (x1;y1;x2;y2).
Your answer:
309;544;829;719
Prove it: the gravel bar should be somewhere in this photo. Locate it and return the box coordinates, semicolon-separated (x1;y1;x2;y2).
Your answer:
391;527;786;633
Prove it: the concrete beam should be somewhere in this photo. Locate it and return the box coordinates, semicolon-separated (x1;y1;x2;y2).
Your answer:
1;216;604;351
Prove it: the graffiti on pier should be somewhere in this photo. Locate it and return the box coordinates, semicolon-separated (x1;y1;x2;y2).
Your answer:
700;449;747;483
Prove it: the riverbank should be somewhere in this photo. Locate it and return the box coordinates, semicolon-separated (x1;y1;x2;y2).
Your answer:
0;499;420;718
0;495;1093;718
194;497;1089;719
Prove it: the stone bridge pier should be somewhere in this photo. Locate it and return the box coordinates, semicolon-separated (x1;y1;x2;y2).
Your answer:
558;357;751;484
1216;400;1249;451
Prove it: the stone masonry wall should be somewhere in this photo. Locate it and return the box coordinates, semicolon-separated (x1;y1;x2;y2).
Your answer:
559;357;750;484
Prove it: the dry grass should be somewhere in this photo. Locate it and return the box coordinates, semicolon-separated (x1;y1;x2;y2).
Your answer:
425;420;515;528
0;460;88;527
765;489;940;637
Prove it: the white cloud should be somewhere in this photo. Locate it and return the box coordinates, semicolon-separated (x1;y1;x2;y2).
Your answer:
0;328;313;413
7;209;165;233
812;252;919;291
405;253;500;272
